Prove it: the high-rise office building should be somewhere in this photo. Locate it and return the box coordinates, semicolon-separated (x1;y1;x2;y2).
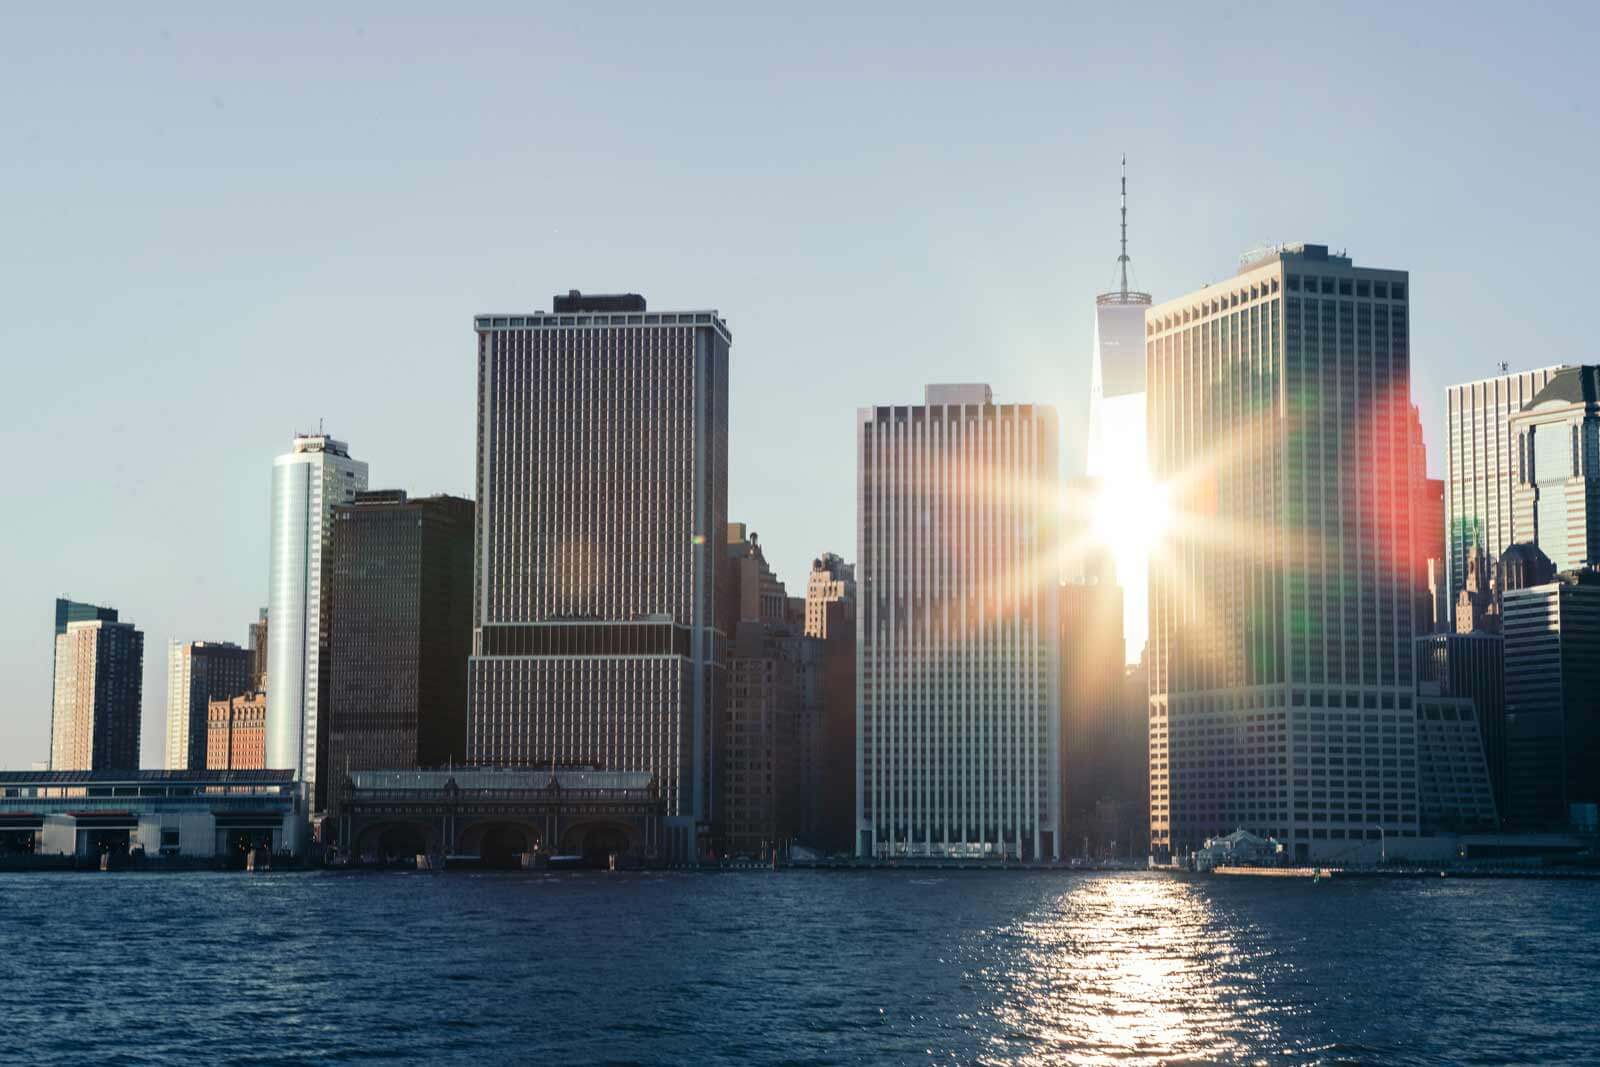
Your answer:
248;608;268;691
1147;244;1418;863
804;553;855;639
1446;364;1568;612
856;384;1061;860
51;599;118;762
267;434;368;819
467;292;728;861
165;641;252;770
1510;365;1600;575
51;618;144;771
1086;159;1154;664
326;491;474;792
1502;571;1600;830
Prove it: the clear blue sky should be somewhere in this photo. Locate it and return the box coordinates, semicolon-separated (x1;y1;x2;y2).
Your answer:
3;5;1596;768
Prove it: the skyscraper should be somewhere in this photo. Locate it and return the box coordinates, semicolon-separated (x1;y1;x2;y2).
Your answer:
1502;571;1600;830
52;618;144;771
165;640;252;769
266;434;368;820
1085;158;1154;663
720;526;801;857
1510;365;1600;574
856;384;1061;860
326;491;474;790
50;598;118;762
1446;364;1568;612
1147;244;1418;863
467;292;728;861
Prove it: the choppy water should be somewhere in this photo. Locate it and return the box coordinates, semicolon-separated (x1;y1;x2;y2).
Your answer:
2;869;1594;1065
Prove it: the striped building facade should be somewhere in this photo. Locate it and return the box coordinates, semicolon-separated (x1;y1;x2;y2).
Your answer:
856;384;1061;860
467;294;728;859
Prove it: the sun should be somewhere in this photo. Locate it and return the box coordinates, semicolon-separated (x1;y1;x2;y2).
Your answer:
1090;473;1173;575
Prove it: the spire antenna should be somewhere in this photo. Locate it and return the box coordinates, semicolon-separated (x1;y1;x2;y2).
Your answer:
1118;154;1130;298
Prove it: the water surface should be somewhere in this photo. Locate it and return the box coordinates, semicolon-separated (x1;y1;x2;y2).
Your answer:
2;870;1592;1065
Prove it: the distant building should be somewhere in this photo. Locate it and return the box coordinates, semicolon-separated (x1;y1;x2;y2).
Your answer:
1408;405;1447;634
805;596;856;856
267;434;368;819
1502;571;1600;829
1455;545;1500;634
857;384;1061;860
1446;364;1568;608
207;692;267;771
1148;244;1418;863
51;618;144;771
326;491;474;792
467;293;729;862
165;641;252;770
1510;365;1600;574
1416;631;1507;817
0;769;294;862
248;608;268;691
51;599;118;764
803;553;854;640
718;527;803;857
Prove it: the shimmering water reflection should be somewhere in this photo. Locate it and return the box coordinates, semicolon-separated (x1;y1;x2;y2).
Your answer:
2;870;1593;1065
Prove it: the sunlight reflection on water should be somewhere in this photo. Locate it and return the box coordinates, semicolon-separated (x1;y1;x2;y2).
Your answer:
978;875;1291;1065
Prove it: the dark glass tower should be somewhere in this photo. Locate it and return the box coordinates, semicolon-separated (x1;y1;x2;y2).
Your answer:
326;491;474;794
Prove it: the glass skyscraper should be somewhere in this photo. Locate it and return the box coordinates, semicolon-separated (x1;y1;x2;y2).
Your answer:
267;434;367;825
1147;244;1418;863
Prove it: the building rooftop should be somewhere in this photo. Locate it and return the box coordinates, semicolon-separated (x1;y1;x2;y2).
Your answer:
1523;365;1600;409
474;302;731;344
346;768;656;793
0;768;293;785
925;383;994;406
290;435;351;458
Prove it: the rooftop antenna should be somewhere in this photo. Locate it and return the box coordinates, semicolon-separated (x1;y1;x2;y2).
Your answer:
1119;154;1130;299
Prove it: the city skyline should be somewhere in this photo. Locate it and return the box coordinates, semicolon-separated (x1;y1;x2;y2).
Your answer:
4;9;1600;769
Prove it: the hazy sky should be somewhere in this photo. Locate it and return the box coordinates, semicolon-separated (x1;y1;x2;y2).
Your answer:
3;6;1597;768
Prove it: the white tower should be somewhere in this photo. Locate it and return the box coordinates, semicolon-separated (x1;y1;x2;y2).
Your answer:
266;434;367;836
1086;157;1154;663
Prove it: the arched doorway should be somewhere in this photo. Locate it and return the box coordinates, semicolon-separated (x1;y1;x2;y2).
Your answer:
357;821;429;865
562;822;634;865
477;822;535;869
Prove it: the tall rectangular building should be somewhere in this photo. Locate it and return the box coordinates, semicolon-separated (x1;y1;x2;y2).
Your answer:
51;599;118;762
52;618;144;771
326;491;474;789
857;384;1061;860
1502;572;1600;830
1510;365;1600;575
468;292;728;859
165;641;252;769
1446;364;1568;608
1147;244;1418;863
267;434;368;817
